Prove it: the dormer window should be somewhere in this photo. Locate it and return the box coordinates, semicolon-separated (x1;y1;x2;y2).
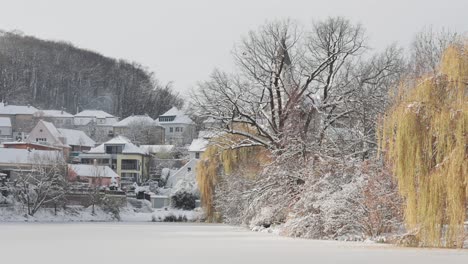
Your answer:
105;145;123;154
159;116;176;122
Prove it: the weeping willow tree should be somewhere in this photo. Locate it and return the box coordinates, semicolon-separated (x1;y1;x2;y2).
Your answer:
379;43;468;247
196;141;269;222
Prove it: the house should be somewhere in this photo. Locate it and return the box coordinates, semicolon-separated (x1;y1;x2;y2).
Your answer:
0;102;38;141
79;136;149;188
157;107;196;146
188;138;209;159
0;117;12;142
34;110;74;128
26;120;96;158
74;110;119;142
68;164;119;188
0;148;64;180
74;110;118;126
113;115;165;145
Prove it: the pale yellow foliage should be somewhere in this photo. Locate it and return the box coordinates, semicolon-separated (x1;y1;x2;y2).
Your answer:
380;43;468;247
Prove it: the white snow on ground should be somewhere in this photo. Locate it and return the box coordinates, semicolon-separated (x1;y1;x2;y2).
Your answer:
0;223;467;264
0;203;203;223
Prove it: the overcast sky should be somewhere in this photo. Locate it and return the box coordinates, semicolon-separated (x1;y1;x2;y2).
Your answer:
1;0;467;94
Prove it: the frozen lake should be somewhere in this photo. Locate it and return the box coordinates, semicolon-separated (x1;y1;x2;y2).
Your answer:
0;223;467;263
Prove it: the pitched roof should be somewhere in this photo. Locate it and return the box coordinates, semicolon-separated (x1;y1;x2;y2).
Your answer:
57;128;96;147
68;164;119;178
0;148;64;165
0;103;38;115
113;115;156;127
87;136;147;155
35;110;74;118
75;110;115;119
161;107;182;116
188;138;209;152
158;107;194;124
41;120;63;140
0;117;11;127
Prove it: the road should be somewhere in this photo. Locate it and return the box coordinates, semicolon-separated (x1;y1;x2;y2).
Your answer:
0;223;467;263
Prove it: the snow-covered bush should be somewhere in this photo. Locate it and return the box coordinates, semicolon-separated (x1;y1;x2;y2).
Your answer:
171;191;197;210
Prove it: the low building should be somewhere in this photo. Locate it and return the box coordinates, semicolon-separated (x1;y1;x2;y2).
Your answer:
0;148;64;180
26;120;96;158
187;138;209;159
0;117;12;142
157;107;196;146
0;102;38;141
34;110;74;128
113;115;165;145
79;136;149;188
68;164;119;188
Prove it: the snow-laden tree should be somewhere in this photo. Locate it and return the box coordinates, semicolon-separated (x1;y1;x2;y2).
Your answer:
14;153;68;216
192;17;403;159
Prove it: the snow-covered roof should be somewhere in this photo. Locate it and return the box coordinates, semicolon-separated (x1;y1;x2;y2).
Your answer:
68;164;119;178
158;107;194;125
87;136;147;155
0;117;11;127
140;145;175;153
41;120;63;140
57;128;96;147
113;115;156;127
0;148;64;165
188;138;209;153
75;110;115;119
34;110;73;118
0;103;38;115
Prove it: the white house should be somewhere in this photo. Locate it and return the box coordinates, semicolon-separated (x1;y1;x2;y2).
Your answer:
0;102;38;140
74;110;118;126
26;120;96;158
187;138;209;159
157;107;196;146
0;117;12;142
34;110;74;128
113;115;165;144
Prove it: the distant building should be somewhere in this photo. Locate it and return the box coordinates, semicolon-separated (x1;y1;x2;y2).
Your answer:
34;110;74;128
26;120;96;158
74;110;119;143
79;136;149;187
68;164;119;188
0;117;12;142
157;107;196;146
0;148;64;180
187;138;209;159
113;115;165;145
0;102;38;141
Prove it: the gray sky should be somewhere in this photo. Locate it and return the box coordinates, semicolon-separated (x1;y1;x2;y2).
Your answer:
1;0;467;94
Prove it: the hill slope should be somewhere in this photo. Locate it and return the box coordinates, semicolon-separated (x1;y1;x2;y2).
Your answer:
0;31;182;118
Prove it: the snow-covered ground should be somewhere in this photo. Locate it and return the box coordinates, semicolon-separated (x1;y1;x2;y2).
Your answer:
0;223;467;264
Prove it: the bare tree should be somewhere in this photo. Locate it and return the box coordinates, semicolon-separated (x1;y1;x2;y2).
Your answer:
14;152;68;216
410;26;461;77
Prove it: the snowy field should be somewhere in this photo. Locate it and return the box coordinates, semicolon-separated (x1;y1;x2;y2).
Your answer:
0;223;467;264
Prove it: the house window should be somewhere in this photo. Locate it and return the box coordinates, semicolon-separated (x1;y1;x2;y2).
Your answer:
195;152;200;159
105;145;123;154
169;127;173;133
36;138;46;142
121;159;138;170
180;127;183;132
175;127;180;132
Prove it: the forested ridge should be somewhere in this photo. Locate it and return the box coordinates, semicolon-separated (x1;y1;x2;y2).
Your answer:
0;30;182;118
